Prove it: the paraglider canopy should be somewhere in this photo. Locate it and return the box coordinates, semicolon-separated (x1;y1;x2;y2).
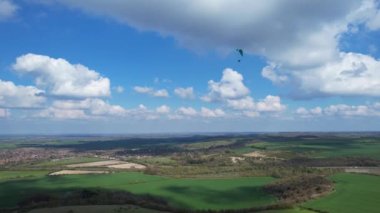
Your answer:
236;48;244;62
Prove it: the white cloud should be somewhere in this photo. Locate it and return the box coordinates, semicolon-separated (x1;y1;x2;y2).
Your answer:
52;98;126;116
296;107;323;118
177;107;197;117
0;0;17;21
55;1;380;67
296;103;380;118
202;68;249;102
153;89;169;97
13;53;111;98
0;79;45;108
133;86;169;97
133;86;152;94
36;108;87;120
289;52;380;97
114;86;124;93
367;12;380;30
200;107;225;118
243;111;260;118
0;108;8;118
126;104;160;120
226;96;255;111
174;87;195;99
256;95;286;112
156;105;170;114
38;98;128;120
324;104;373;117
203;69;286;116
261;63;288;84
54;0;380;98
230;95;285;117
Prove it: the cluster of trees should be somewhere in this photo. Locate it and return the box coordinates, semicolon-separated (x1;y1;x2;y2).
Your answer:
264;175;334;203
15;189;170;213
9;188;301;213
286;157;380;167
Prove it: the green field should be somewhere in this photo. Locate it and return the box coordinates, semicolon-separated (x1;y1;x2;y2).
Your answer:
33;157;103;167
182;139;236;150
0;172;276;210
303;173;380;213
0;170;49;182
242;138;380;159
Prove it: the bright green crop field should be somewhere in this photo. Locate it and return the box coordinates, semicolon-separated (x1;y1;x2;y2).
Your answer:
303;173;380;213
0;172;276;210
242;138;380;159
0;170;49;182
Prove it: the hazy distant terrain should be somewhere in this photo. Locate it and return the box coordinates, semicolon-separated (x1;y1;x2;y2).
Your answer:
0;133;379;212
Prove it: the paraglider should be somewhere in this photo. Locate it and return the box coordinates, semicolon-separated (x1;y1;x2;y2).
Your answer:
236;48;244;62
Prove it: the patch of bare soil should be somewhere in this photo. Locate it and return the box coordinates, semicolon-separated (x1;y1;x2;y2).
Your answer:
67;160;146;170
107;163;146;169
49;170;109;175
230;156;245;163
243;151;267;158
66;160;124;168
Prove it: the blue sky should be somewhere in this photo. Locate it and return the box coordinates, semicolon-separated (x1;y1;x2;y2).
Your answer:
0;0;380;134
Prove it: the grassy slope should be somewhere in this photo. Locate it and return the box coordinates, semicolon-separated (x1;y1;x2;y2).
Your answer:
0;170;49;182
28;205;164;213
303;173;380;213
0;172;275;210
241;139;380;159
33;157;102;167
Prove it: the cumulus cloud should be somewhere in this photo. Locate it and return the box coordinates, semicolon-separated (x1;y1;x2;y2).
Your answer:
202;68;249;102
226;96;255;111
261;63;288;84
177;107;197;117
169;106;226;119
200;107;225;118
153;89;169;97
296;103;380;118
52;98;126;116
54;0;365;67
203;69;286;116
227;95;285;115
0;108;8;118
0;0;17;21
133;86;169;97
265;52;380;98
33;98;127;120
174;87;195;99
324;104;374;117
294;52;380;97
13;53;111;98
36;108;88;120
125;104;160;120
0;80;45;108
53;0;380;98
296;107;323;118
256;95;286;112
133;86;152;94
156;105;170;114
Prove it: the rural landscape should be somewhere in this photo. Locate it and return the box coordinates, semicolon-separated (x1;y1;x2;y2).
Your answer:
1;133;380;213
2;1;380;213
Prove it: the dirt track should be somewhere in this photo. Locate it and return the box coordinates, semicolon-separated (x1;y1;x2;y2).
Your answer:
66;160;123;168
107;163;146;169
49;170;109;175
